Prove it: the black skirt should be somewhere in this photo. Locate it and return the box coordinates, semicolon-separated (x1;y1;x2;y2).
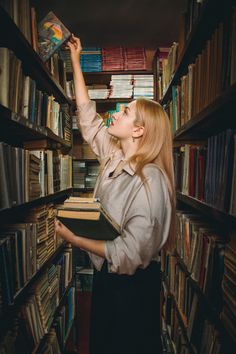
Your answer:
89;260;162;354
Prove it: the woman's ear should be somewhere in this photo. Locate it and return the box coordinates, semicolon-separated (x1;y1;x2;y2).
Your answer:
133;126;144;139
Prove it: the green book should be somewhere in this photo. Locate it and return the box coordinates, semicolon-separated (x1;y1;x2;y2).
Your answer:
56;197;120;241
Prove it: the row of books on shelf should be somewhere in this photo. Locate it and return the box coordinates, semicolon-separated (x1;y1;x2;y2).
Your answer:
221;237;236;341
0;48;72;141
73;160;99;189
0;1;69;91
66;74;154;100
161;285;222;354
161;6;236;110
0;253;75;353
174;129;236;215
174;210;224;309
0;203;66;306
0;141;72;210
62;47;149;73
162;210;236;349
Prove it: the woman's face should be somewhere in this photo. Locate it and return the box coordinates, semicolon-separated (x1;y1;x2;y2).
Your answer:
107;101;137;140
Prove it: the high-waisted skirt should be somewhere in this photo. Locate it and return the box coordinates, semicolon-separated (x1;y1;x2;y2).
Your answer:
89;260;162;354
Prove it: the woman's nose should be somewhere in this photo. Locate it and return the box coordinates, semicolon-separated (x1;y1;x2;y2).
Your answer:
112;112;119;120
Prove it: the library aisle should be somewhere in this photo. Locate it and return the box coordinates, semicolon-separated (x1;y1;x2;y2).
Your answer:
1;0;236;353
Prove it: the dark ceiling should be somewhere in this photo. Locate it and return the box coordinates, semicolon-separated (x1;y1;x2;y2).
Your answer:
32;0;187;48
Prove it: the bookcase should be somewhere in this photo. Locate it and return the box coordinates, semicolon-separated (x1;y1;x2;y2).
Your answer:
160;0;236;353
0;3;77;353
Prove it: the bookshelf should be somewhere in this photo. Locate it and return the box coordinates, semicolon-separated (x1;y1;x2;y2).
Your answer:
161;0;230;105
0;2;76;353
159;0;236;352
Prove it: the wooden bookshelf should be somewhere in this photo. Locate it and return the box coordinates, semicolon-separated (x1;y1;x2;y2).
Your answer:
162;278;195;354
34;274;76;354
174;83;236;141
0;104;71;148
176;191;236;227
0;188;72;220
161;0;228;105
0;7;71;105
0;242;65;333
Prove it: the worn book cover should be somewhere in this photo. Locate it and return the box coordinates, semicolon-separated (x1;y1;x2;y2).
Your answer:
38;11;71;62
56;197;120;240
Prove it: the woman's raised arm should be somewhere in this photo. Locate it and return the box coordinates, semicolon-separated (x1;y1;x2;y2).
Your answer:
67;35;89;106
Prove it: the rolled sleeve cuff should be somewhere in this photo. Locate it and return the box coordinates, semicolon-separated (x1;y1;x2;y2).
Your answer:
105;240;120;273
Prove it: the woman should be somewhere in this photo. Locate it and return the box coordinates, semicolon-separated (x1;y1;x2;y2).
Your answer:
55;35;175;354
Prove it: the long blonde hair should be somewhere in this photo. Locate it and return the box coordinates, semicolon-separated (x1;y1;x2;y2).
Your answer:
129;98;176;253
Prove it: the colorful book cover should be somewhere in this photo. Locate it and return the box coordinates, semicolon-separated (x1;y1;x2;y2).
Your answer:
38;11;71;62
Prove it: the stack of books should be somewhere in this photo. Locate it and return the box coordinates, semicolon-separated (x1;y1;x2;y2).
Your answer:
133;74;154;98
109;74;133;98
102;47;124;71
80;48;102;72
124;48;146;70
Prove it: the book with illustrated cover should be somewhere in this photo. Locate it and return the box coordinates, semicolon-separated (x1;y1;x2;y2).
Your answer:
56;197;120;240
38;11;71;62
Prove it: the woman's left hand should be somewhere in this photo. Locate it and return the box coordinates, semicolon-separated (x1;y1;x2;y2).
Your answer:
55;219;75;243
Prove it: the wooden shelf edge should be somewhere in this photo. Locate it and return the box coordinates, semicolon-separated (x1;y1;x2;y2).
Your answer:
0;188;72;216
176;192;236;225
67;70;154;77
0;104;72;148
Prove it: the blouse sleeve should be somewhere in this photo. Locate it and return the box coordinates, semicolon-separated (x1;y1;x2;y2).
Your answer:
104;168;172;275
76;100;120;160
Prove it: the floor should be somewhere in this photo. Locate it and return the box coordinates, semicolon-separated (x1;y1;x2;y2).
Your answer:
76;291;92;354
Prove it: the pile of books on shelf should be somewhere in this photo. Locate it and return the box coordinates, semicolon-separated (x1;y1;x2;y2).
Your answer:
102;47;124;71
87;84;110;99
109;74;133;98
102;47;147;71
80;48;102;72
123;48;146;71
133;74;154;98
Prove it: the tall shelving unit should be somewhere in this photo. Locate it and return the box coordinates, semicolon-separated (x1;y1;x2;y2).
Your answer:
0;4;77;353
160;0;236;353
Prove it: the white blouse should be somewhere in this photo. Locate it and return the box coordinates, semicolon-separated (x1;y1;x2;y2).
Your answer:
76;100;172;275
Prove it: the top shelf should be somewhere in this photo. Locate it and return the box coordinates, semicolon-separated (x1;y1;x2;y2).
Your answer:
0;7;71;105
161;0;228;105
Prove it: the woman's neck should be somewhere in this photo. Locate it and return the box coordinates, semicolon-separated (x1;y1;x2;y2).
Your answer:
120;138;138;160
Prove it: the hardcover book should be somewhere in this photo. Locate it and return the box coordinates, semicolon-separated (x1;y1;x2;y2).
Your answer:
38;11;71;62
56;197;120;240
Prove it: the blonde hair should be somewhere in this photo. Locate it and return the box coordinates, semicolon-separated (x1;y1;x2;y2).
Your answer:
129;98;176;253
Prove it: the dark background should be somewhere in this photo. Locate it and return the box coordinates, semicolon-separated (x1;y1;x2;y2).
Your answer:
31;0;187;48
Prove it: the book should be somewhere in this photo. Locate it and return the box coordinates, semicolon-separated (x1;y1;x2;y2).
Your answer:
38;11;71;62
56;197;120;240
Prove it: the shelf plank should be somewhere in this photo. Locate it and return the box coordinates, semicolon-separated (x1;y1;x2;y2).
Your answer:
67;70;153;80
0;104;71;148
174;83;236;140
0;188;72;219
176;192;236;226
0;7;71;105
73;187;94;192
161;0;228;105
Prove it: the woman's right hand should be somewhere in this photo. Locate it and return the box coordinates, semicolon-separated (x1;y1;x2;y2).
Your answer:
66;34;82;63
